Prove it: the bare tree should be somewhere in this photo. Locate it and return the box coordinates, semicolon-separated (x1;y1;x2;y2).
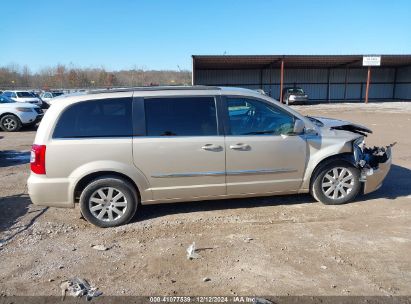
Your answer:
0;64;191;90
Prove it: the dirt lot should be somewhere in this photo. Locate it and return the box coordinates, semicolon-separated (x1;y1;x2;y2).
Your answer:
0;102;410;297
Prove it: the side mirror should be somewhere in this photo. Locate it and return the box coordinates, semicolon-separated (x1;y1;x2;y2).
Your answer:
293;119;305;134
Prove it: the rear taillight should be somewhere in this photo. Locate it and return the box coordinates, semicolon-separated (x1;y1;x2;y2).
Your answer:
30;145;46;174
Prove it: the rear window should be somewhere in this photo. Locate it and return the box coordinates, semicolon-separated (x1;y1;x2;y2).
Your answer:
53;98;132;138
17;92;33;97
145;97;218;136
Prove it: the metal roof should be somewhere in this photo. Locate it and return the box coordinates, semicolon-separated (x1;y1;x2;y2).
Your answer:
192;55;411;69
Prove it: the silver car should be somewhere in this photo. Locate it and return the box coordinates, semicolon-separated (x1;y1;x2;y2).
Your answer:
27;86;392;227
282;87;309;104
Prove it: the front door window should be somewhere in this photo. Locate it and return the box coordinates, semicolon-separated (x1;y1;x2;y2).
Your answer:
227;98;295;136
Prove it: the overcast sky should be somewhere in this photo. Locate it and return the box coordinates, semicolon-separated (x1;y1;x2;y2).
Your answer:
1;0;410;71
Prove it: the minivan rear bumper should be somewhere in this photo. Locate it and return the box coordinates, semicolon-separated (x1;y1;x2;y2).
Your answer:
27;174;73;208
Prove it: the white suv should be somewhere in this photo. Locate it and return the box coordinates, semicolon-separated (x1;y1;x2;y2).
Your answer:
40;91;64;104
0;95;43;131
2;90;42;106
28;86;392;227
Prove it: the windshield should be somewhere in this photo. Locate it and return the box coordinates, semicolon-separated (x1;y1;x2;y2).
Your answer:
0;95;14;103
53;92;64;97
288;88;304;94
17;91;34;98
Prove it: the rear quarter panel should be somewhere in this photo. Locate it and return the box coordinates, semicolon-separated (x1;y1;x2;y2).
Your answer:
45;138;151;203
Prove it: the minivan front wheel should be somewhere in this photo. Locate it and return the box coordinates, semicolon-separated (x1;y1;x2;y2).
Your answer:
79;176;138;227
311;161;361;205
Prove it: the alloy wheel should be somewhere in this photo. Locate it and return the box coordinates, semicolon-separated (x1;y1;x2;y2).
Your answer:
89;187;128;222
321;167;355;200
3;118;17;130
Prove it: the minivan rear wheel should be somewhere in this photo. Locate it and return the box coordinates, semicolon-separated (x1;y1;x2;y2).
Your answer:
311;160;361;205
79;176;138;228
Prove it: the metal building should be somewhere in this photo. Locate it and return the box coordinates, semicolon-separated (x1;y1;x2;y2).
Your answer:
192;55;411;102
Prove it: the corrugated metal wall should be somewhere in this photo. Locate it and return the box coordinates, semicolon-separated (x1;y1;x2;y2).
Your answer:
195;67;409;101
395;66;411;99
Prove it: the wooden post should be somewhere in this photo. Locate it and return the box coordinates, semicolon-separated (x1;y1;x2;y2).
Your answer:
279;60;284;103
365;66;371;104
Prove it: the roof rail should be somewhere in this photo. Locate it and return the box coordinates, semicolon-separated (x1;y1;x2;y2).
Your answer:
88;85;221;94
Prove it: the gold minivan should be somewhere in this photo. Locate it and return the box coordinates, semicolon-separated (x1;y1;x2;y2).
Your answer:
28;87;392;227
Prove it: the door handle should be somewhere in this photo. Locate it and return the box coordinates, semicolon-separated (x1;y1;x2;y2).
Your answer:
201;144;222;151
229;143;250;150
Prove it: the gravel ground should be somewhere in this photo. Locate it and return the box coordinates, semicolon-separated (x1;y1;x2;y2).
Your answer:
0;102;410;297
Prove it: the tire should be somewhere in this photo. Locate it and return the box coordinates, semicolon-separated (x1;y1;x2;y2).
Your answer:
284;97;291;105
0;114;22;132
79;176;138;228
311;160;361;205
24;122;37;128
41;101;50;109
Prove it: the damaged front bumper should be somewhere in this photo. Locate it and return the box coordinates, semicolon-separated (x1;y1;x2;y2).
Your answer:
353;139;394;195
362;147;392;194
